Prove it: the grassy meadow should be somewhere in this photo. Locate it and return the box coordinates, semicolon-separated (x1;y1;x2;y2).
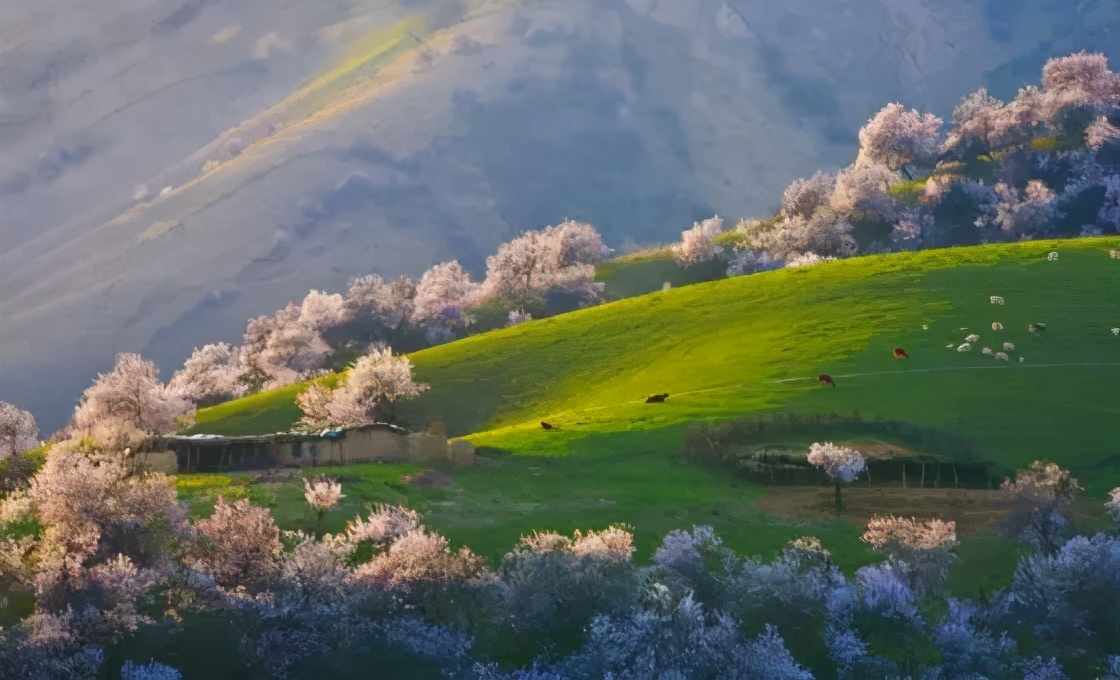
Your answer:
177;237;1120;594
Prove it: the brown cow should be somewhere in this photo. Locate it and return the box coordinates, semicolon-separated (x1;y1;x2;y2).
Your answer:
819;374;836;387
645;393;669;403
540;421;554;430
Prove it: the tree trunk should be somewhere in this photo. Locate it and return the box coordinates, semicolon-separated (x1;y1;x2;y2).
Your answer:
835;482;843;513
953;464;959;489
902;463;907;488
921;463;926;488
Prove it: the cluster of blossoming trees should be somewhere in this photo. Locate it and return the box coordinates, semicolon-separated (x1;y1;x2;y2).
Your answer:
160;220;612;409
2;421;1119;678
672;52;1120;274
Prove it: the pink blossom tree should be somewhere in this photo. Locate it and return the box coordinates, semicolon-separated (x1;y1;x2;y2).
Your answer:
1039;51;1119;125
831;163;900;222
670;216;725;266
858;103;943;176
947;88;1006;151
998;461;1083;555
861;516;958;594
345;274;416;330
73;353;194;436
411;261;480;333
0;400;39;459
168;343;245;406
295;383;334;431
750;212;857;261
977;180;1058;239
1086;116;1120;150
325;346;428;426
807;442;866;512
1100;174;1120;230
781;172;837;219
192;496;282;592
481;220;610;299
238;304;332;390
298;290;349;333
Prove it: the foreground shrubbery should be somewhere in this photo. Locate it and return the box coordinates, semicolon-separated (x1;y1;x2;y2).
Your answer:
2;431;1119;679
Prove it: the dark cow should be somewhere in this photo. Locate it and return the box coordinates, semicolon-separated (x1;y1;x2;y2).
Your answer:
819;374;836;387
540;421;554;430
645;393;670;403
893;347;910;359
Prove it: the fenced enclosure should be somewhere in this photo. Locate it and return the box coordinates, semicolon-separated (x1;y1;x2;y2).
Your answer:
682;412;998;489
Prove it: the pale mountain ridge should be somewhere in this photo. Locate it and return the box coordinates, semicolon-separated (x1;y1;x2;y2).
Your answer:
0;0;1116;429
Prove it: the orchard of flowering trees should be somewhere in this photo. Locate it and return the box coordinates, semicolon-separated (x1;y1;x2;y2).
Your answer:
2;418;1118;679
71;50;1111;421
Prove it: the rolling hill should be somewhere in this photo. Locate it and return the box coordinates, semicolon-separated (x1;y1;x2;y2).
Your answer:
182;238;1120;580
4;0;1120;432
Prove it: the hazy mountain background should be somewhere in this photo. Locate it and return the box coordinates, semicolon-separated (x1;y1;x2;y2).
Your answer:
2;0;1118;431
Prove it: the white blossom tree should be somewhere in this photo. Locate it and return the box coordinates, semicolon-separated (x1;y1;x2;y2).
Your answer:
858;103;944;176
325;346;428;426
168;343;245;406
73;353;194;436
670;216;725;266
0;400;39;459
807;442;866;512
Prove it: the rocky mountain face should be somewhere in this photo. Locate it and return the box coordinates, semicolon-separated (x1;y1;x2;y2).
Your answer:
1;0;1116;429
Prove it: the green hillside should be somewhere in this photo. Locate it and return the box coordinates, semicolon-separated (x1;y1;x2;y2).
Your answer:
183;238;1120;584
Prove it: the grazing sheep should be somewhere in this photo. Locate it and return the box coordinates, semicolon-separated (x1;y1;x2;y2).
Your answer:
957;343;972;352
982;347;993;356
1029;324;1039;334
965;334;980;343
1112;328;1120;336
645;393;670;403
990;296;1005;305
1003;342;1015;351
1047;251;1059;261
959;327;969;331
945;343;955;349
1110;249;1119;259
991;322;1003;331
1018;357;1025;363
994;352;1009;361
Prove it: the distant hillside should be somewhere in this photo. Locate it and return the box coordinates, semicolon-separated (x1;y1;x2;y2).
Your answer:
194;237;1120;493
3;0;1119;430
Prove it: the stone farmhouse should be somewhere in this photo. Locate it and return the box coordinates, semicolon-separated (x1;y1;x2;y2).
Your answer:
136;420;475;474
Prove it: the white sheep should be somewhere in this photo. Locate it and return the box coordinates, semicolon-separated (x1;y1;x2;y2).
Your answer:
957;343;972;352
994;352;1009;361
945;343;955;349
1003;342;1015;351
990;296;1005;305
965;334;980;343
1110;249;1119;259
992;322;1003;331
1018;357;1025;363
1047;251;1059;261
982;347;993;356
1112;328;1120;336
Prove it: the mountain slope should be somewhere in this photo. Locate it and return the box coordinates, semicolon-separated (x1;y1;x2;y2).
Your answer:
3;0;1119;429
195;238;1120;492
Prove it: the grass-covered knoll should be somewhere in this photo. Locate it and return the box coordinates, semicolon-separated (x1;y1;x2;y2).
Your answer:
180;238;1120;586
